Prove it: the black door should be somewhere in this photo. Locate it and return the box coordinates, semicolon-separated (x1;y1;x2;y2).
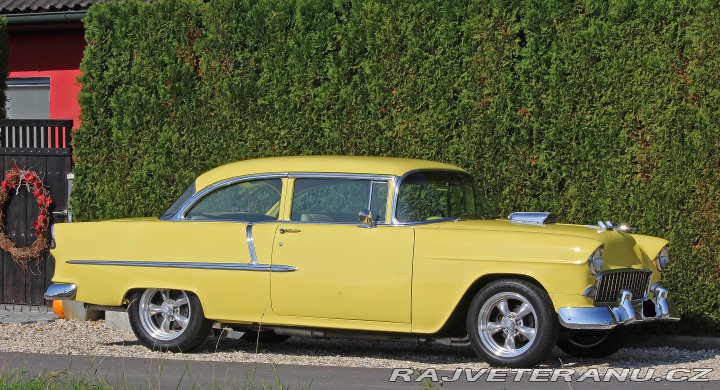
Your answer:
0;120;72;306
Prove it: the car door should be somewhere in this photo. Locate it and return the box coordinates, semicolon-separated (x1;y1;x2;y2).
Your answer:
177;176;285;321
270;177;414;323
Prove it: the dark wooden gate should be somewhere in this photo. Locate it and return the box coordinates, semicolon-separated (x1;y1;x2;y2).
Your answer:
0;119;73;307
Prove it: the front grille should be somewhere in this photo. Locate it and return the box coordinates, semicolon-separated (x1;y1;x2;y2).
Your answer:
595;270;652;303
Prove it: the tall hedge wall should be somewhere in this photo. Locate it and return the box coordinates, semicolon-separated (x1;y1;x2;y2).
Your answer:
74;0;720;331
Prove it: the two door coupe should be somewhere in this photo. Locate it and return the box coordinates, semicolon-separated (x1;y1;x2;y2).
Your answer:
46;156;678;367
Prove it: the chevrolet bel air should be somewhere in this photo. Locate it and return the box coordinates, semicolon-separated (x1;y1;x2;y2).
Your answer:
45;156;679;367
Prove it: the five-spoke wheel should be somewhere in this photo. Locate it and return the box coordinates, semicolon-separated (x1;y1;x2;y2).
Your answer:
128;288;212;352
467;279;557;367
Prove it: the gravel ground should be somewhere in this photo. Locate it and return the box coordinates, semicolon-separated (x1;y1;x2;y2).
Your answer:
1;320;719;379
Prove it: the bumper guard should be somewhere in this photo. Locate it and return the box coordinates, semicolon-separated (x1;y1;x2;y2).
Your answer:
558;283;680;329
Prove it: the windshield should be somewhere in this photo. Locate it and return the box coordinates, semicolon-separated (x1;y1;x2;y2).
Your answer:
159;181;196;220
396;171;494;222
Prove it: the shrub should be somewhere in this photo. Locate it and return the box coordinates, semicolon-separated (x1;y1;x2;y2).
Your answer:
73;0;720;331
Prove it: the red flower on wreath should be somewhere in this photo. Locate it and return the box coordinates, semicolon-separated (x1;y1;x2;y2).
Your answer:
0;167;53;265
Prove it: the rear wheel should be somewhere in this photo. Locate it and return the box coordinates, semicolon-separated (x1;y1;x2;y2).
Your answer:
557;327;627;358
128;289;212;352
467;279;558;367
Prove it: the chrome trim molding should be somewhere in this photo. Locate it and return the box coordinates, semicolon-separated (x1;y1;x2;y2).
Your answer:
246;224;259;265
289;173;394;181
390;168;466;225
44;283;77;300
174;173;288;221
508;212;557;225
66;260;297;272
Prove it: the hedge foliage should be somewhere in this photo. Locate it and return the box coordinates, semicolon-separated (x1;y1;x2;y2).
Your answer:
74;0;720;331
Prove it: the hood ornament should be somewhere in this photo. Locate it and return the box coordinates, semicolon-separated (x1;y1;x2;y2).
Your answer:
597;221;638;233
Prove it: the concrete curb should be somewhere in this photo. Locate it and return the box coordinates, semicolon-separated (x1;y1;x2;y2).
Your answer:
104;310;132;332
0;309;57;325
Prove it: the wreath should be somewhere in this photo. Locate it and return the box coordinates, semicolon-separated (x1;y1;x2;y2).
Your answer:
0;167;52;266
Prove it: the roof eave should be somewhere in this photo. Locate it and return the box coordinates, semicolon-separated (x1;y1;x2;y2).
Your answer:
4;10;86;25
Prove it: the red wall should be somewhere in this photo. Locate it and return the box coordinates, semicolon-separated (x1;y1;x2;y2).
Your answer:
8;28;85;128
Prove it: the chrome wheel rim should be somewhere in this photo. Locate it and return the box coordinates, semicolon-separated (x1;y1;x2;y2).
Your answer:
478;292;538;358
138;289;191;341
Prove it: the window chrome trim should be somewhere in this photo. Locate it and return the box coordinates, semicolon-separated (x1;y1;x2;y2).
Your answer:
288;173;394;181
173;173;288;221
288;173;396;224
66;260;297;272
390;168;469;225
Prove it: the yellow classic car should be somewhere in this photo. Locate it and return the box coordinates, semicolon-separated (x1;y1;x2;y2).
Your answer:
45;156;679;367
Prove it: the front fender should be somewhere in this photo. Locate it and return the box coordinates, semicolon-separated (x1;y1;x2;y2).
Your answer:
411;228;598;333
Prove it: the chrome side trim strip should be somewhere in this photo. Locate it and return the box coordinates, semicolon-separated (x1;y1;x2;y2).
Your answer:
44;283;77;300
66;260;297;272
246;224;259;265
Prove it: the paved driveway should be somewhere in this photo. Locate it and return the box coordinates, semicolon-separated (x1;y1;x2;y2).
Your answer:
1;352;717;389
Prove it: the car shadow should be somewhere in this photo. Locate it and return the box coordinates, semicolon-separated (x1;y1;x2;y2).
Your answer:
167;334;719;368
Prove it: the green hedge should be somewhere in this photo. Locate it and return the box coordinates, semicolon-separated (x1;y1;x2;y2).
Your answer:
74;0;720;331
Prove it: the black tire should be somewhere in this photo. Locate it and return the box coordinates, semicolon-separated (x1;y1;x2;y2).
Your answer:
557;327;627;358
127;289;212;352
240;330;291;344
467;279;558;367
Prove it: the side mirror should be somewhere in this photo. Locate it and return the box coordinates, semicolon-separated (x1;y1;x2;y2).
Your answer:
358;209;374;228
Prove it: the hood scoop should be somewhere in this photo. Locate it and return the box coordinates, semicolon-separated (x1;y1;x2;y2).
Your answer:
508;212;558;225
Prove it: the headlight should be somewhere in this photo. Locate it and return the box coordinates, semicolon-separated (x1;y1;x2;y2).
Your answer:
588;246;604;275
656;246;669;272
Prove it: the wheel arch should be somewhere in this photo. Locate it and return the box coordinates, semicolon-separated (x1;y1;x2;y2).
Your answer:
122;287;204;308
434;273;550;337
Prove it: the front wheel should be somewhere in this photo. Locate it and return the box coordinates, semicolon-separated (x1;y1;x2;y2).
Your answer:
556;327;627;358
128;288;212;352
467;279;558;367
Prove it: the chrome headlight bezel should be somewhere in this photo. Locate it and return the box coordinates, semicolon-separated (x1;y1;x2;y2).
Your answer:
588;246;604;275
656;246;669;272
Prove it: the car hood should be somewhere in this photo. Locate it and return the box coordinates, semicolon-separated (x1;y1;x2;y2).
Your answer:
420;219;662;269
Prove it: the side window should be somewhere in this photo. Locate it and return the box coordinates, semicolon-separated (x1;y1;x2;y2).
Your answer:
291;179;388;223
370;181;388;222
185;178;282;222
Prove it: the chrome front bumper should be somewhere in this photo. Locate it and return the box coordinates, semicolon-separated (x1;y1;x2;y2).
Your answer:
44;283;77;300
558;283;680;330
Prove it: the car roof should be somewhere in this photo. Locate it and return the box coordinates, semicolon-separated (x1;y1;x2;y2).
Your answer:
195;156;466;190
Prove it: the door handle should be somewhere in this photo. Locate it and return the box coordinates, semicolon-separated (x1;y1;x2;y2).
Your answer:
279;228;301;234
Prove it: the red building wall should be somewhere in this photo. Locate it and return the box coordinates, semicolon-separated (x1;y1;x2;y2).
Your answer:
8;28;85;128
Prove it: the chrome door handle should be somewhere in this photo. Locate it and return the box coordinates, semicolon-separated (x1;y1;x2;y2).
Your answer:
279;228;301;234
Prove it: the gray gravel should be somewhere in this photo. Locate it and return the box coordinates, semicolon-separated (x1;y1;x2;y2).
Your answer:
1;320;719;379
